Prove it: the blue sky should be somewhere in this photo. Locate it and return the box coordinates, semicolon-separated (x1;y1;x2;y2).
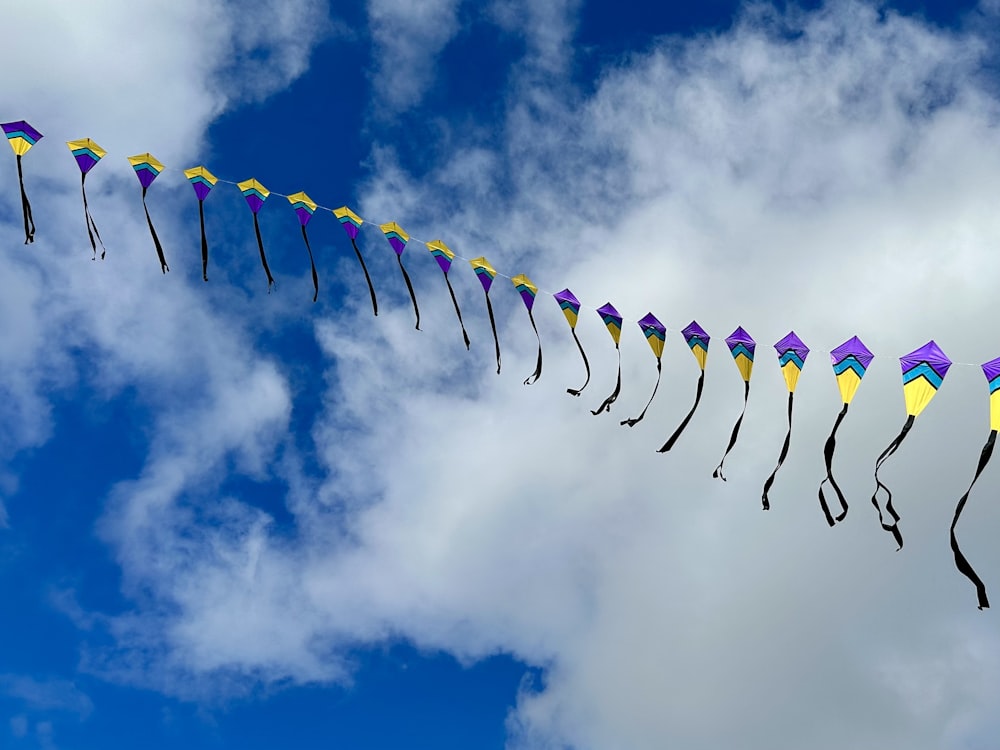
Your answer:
3;1;1000;748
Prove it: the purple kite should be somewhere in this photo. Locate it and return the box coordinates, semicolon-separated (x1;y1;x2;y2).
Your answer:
818;336;874;526
592;303;623;415
950;357;1000;609
470;257;501;374
713;327;755;481
333;207;378;316
621;313;666;427
511;275;543;385
127;153;169;273
67;139;107;259
761;331;809;510
288;192;320;302
554;289;590;396
659;321;709;453
872;341;951;550
2;120;41;244
238;178;274;291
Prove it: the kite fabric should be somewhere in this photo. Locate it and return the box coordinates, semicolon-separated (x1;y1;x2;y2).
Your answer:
238;178;274;290
380;222;421;330
818;336;873;526
288;191;320;302
512;274;543;385
872;340;952;550
949;357;1000;610
553;289;591;396
427;240;470;349
470;256;502;374
184;166;218;281
66;138;107;259
127;153;169;273
3;120;42;244
333;206;378;316
591;303;623;415
659;321;709;453
622;313;666;427
761;331;809;510
713;326;755;481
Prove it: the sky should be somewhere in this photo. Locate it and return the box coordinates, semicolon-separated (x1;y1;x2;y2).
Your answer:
2;0;1000;748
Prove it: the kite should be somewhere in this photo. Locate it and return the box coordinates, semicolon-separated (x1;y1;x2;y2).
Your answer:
713;327;755;481
872;340;951;550
511;274;543;385
380;222;421;330
553;289;591;396
761;331;809;510
591;303;623;415
3;120;42;244
238;178;274;290
470;256;502;374
818;336;873;526
621;313;666;427
949;357;1000;609
658;321;709;453
127;153;169;273
66;138;107;259
183;166;217;281
333;206;378;316
288;192;320;302
426;240;470;349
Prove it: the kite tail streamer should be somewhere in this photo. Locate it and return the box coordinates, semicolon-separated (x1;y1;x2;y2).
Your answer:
141;186;169;274
566;329;591;397
444;273;470;349
252;213;274;291
301;226;319;303
349;237;378;316
622;359;662;427
950;430;995;609
658;371;705;453
761;393;795;510
397;255;420;330
591;345;622;415
16;155;35;244
485;293;501;374
713;381;751;481
871;414;914;550
81;172;105;260
523;310;543;385
198;200;209;281
818;404;850;526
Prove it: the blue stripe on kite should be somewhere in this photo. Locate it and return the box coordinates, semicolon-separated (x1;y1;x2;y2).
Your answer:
188;175;213;188
291;201;315;213
902;362;943;389
988;375;1000;394
5;131;37;145
384;231;406;243
339;216;361;227
730;343;754;361
601;315;621;328
474;267;494;278
241;188;266;200
687;337;708;352
134;163;161;176
779;351;804;368
559;300;580;313
71;147;101;162
833;356;866;378
643;328;666;342
515;284;536;297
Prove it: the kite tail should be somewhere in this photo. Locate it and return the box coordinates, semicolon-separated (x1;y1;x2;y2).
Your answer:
349;237;378;316
301;226;319;303
141;186;169;274
713;380;750;481
566;328;591;397
591;345;622;415
622;359;662;427
523;309;543;385
198;200;209;281
950;429;995;609
81;172;105;260
444;272;470;349
818;403;850;526
252;212;274;291
658;370;705;453
871;414;914;551
16;154;34;244
485;292;501;374
761;392;795;510
397;254;420;330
